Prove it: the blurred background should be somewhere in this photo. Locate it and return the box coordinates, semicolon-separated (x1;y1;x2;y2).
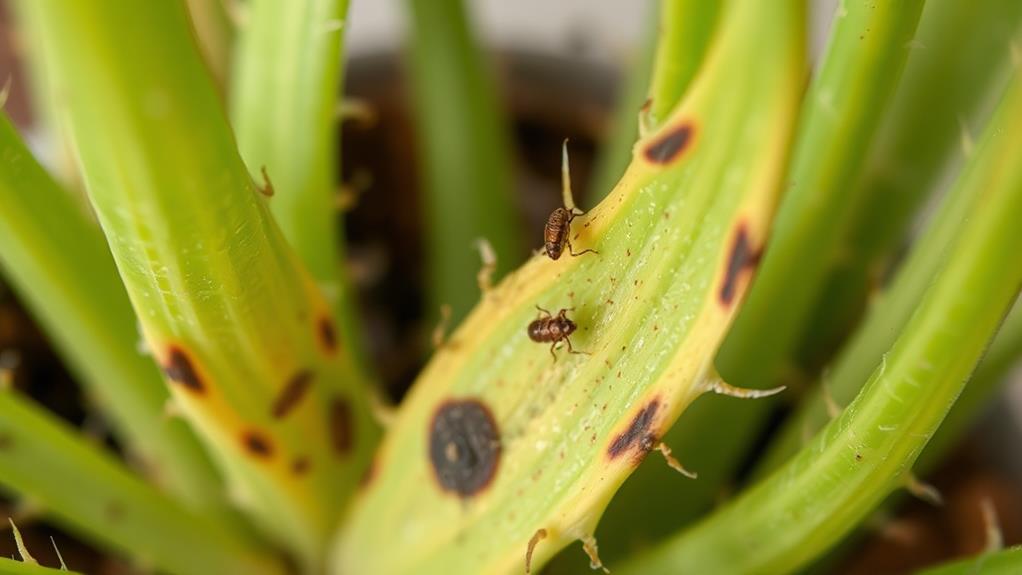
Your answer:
0;1;1019;573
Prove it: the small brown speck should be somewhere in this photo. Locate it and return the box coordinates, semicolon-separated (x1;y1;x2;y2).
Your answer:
291;457;311;475
105;501;125;522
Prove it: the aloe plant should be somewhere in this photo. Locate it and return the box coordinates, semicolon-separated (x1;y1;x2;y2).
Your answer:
0;0;1019;574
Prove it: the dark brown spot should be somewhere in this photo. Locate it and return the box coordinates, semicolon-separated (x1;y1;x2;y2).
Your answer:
241;430;274;458
644;123;694;164
607;399;661;462
317;317;338;354
271;370;314;419
720;224;761;306
162;347;204;393
429;398;501;498
855;453;863;461
0;433;12;450
291;457;310;475
329;396;353;455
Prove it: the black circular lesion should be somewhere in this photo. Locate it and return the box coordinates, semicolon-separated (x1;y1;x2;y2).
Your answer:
428;399;501;497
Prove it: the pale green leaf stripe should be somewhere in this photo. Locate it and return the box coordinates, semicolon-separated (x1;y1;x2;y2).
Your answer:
0;391;285;575
0;115;225;513
618;67;1022;575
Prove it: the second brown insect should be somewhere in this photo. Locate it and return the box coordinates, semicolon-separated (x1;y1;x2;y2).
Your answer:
528;306;588;360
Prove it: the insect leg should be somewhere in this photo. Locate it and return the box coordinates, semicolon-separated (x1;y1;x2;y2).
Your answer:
566;237;598;257
565;337;590;356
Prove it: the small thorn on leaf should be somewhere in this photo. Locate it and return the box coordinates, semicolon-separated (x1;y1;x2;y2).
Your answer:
0;349;19;390
904;473;943;506
822;382;842;419
980;498;1003;552
432;304;452;349
336;169;373;212
336;98;377;126
706;378;786;400
8;518;38;564
162;398;183;420
637;98;653;138
525;528;548;574
0;76;12;110
475;238;497;294
581;535;609;574
561;139;579;213
655;442;697;479
50;536;67;570
258;166;274;197
368;389;397;429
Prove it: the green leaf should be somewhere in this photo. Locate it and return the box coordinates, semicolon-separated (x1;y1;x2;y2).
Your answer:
0;115;226;514
23;0;375;565
231;0;371;371
617;64;1022;575
330;1;804;573
595;0;928;554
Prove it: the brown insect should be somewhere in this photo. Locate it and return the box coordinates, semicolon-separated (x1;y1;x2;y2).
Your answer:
543;141;598;260
528;306;588;360
543;208;597;260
